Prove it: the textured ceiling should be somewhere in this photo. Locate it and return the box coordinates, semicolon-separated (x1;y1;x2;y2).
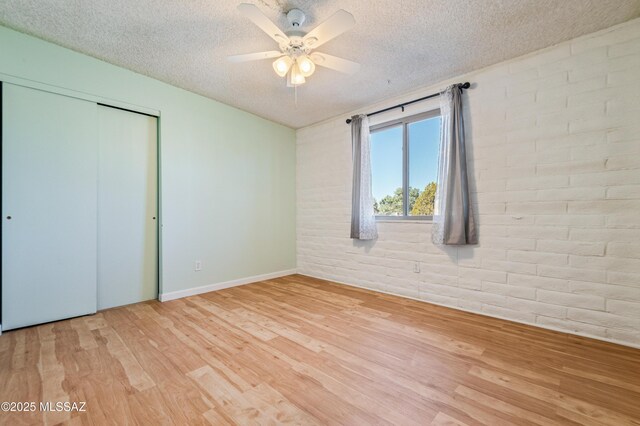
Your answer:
1;1;639;128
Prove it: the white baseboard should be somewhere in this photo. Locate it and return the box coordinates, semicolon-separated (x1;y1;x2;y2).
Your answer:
158;269;298;302
298;272;640;350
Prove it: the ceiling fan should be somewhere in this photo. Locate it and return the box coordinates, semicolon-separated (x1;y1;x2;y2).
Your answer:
228;3;360;87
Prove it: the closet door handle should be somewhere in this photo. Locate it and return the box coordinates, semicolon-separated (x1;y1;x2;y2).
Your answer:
6;216;11;220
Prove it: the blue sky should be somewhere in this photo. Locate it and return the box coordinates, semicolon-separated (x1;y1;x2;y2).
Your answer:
370;116;440;201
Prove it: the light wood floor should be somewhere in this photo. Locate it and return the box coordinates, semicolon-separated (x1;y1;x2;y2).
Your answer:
1;274;639;425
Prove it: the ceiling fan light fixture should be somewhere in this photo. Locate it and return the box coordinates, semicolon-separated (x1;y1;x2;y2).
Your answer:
272;56;293;77
288;62;306;86
297;56;316;77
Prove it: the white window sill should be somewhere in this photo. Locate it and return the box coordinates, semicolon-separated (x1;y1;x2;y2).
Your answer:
376;218;433;224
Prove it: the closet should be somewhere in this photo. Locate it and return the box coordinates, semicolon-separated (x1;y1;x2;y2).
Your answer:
1;83;158;330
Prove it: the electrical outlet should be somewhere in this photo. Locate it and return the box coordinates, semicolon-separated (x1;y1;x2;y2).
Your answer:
194;260;202;271
413;262;420;273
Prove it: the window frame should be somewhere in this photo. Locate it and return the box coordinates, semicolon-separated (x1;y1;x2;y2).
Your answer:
370;109;441;221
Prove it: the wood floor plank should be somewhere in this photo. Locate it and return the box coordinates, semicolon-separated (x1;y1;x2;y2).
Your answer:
454;385;557;426
98;326;156;392
0;274;638;425
431;412;472;426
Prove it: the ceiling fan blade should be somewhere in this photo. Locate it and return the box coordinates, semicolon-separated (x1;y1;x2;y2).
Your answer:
237;3;290;45
227;51;283;63
303;10;355;49
310;53;360;75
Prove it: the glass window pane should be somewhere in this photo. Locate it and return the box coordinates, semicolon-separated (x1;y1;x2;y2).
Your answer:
408;116;440;216
370;125;403;216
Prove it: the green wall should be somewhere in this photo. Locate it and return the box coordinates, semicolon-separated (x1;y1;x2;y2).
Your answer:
0;25;296;295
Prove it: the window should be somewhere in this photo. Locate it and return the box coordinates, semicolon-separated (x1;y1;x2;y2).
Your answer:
370;110;441;219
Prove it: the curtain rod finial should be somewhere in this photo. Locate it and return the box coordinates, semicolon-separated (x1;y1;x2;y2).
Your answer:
346;118;352;124
460;82;471;89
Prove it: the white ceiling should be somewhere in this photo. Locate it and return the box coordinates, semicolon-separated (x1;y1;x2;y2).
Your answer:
1;1;639;128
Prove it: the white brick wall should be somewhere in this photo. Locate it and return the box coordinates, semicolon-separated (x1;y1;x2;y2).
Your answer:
296;19;640;348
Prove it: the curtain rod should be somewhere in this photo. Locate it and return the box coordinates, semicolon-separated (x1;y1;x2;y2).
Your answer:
345;82;471;124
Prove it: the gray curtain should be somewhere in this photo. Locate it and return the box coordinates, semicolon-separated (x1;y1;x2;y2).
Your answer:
432;85;477;245
350;114;378;240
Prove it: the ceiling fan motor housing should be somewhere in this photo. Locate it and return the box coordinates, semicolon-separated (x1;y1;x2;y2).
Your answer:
287;9;306;27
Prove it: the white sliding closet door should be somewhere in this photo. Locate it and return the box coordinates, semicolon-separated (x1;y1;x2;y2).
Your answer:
97;106;158;310
2;83;98;330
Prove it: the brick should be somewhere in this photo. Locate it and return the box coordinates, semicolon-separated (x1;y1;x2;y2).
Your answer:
605;329;640;346
506;201;567;214
536;316;608;339
506;176;569;190
537;160;607;177
536;187;605;201
570;170;640;186
569;112;626;134
473;202;506;214
605;157;640;171
481;237;536;251
568;86;627;108
457;299;483;312
607;124;640;143
534;214;604;227
570;228;640;243
508;250;568;266
481;259;537;275
607;242;640;259
570;255;640;274
508;45;571;74
419;292;459;308
567;61;609;83
507;225;569;240
607;70;637;88
607;271;640;286
606;214;640;228
538;76;607;104
571;25;640;54
419;272;458;287
508;273;569;291
457;277;482;290
506;96;565;122
606;95;640;117
568;199;640;214
569;141;638;162
608;37;640;58
478;215;535;226
538;131;605;151
537;289;605;310
606;299;640;318
481;304;537;323
567;308;640;331
537;265;606;283
569;280;640;302
538;103;606;129
503;298;567;318
458;267;507;284
539;46;608;77
482;281;537;300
